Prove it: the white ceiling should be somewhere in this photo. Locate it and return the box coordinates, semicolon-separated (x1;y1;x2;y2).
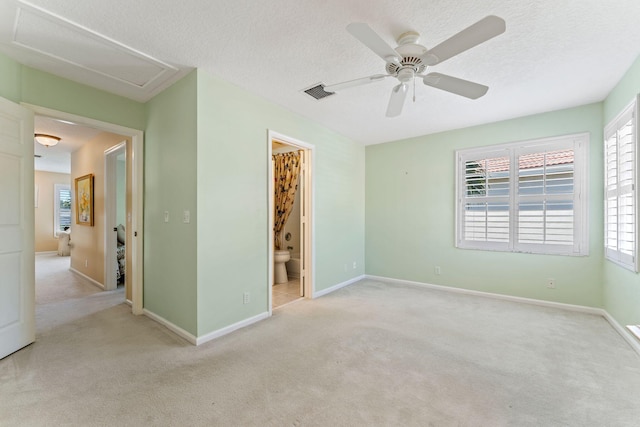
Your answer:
2;0;640;146
34;116;101;174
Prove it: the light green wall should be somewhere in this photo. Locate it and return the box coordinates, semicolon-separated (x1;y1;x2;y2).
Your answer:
0;53;21;102
144;70;199;335
195;70;365;335
604;55;640;123
0;51;365;339
0;53;145;130
366;103;604;307
0;51;199;332
602;55;640;327
20;67;145;130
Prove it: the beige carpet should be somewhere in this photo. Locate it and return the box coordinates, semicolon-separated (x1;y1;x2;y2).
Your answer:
1;254;640;426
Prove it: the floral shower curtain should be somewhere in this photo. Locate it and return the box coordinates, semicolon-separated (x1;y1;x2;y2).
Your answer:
273;151;301;250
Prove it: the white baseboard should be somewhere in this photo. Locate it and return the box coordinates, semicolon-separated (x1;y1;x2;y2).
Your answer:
365;275;602;315
140;274;640;357
143;276;365;346
143;275;365;345
143;309;197;345
35;251;58;255
143;309;270;347
144;274;360;346
69;267;104;290
605;313;640;356
313;274;365;298
365;274;640;356
195;312;270;346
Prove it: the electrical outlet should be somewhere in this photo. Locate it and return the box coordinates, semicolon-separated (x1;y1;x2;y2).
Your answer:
353;261;357;269
84;259;88;268
183;210;190;224
164;211;169;223
243;292;250;304
435;266;441;275
547;278;556;289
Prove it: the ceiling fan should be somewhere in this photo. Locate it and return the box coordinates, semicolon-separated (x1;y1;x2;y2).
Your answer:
324;16;506;117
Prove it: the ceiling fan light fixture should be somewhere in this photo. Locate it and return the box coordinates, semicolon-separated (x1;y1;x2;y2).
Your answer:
34;133;61;147
397;67;415;83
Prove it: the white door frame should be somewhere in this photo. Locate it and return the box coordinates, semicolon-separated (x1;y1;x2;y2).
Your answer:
104;141;126;292
24;104;145;315
267;130;314;315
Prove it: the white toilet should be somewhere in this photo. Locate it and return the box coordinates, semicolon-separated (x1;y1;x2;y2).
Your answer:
274;249;291;284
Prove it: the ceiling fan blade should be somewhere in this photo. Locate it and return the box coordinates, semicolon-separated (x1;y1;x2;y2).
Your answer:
324;74;389;92
422;72;488;99
386;83;408;117
347;23;401;64
421;15;505;66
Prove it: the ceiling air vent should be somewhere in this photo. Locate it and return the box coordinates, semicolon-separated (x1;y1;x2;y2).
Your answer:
303;84;335;100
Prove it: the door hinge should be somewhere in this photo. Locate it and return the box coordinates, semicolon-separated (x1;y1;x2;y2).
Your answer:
134;231;138;237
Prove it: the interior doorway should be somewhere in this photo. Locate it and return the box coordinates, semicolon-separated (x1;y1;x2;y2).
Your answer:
268;130;314;313
104;142;127;292
26;103;145;315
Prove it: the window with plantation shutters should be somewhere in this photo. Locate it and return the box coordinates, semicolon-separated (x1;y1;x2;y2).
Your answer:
604;99;637;271
457;134;588;256
54;184;71;237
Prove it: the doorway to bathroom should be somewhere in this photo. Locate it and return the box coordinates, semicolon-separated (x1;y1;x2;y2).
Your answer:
268;130;313;312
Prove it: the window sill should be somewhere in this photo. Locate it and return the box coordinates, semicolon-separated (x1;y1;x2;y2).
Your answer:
456;243;587;257
627;325;640;341
605;256;638;273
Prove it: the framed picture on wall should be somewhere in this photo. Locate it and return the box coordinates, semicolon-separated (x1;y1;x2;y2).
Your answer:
75;173;94;226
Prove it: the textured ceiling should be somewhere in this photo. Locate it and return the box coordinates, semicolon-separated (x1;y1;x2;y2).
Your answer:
2;0;640;146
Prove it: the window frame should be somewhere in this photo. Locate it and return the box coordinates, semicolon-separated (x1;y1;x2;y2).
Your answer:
54;183;72;238
604;97;638;272
455;133;589;256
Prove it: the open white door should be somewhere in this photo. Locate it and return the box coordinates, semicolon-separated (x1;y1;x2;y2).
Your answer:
0;97;35;359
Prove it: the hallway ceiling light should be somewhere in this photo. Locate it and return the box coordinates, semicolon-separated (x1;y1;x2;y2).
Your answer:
34;133;61;147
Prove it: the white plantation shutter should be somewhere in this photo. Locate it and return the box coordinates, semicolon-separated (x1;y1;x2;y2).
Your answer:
461;154;510;250
457;134;588;255
54;184;71;237
604;99;637;270
516;146;579;254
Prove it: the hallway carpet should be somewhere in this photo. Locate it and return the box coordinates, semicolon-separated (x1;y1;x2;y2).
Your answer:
1;254;640;426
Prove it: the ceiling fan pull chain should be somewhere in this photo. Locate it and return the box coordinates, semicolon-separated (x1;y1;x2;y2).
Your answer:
413;76;416;102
